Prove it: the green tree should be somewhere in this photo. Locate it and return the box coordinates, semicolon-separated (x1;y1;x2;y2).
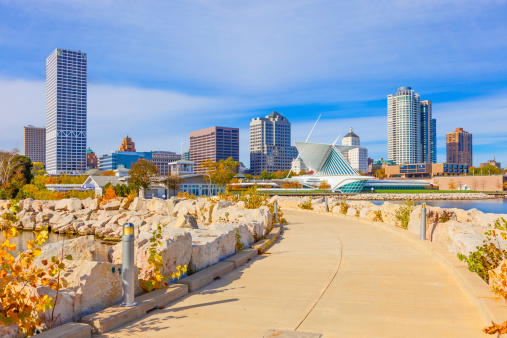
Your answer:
128;158;159;196
244;174;253;180
260;170;272;180
202;157;240;188
31;162;46;177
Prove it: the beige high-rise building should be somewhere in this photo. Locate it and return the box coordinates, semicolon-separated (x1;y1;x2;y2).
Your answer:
23;126;46;165
190;126;239;174
446;128;473;166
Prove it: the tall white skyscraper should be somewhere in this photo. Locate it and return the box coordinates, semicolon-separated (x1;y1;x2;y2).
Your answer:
341;128;368;173
387;87;436;164
46;49;87;175
249;111;297;175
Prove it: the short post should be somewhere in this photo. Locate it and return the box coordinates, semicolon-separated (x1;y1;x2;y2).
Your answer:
324;196;329;212
121;223;137;307
420;204;426;241
274;201;278;223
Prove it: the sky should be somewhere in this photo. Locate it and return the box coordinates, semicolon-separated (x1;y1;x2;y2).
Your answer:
0;0;506;168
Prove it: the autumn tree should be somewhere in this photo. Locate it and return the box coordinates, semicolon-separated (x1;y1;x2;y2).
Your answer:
244;174;253;180
448;180;457;191
164;172;182;197
281;181;302;189
31;162;46;177
128;158;159;197
101;170;116;176
319;179;331;190
201;157;240;189
102;185;117;204
374;168;386;179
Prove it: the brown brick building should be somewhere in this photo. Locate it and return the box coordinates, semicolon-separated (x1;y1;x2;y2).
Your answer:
23;126;46;165
190;127;239;174
446;128;472;166
119;135;136;152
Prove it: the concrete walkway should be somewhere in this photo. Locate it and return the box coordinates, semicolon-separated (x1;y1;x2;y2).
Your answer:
102;210;485;337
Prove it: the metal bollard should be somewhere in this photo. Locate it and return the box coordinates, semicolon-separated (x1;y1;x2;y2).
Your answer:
325;196;329;212
420;204;426;240
121;223;137;307
274;201;278;224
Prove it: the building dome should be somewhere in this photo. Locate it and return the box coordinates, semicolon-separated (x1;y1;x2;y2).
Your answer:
398;86;412;91
344;127;359;139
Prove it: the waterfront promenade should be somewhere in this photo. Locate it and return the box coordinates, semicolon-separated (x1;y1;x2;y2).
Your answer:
102;210;484;337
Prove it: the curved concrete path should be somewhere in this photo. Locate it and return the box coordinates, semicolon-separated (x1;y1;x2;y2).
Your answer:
102;210;484;337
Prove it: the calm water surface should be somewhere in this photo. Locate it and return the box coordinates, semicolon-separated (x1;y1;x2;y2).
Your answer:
370;198;507;214
1;231;114;262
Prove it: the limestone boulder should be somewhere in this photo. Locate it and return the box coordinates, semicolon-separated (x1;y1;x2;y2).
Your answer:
166;198;179;214
452;233;485;256
101;200;121;211
20;213;36;230
0;324;20;338
472;213;507;228
60;260;142;318
22;198;34;212
147;198;169;215
195;199;214;224
35;235;96;268
81;197;93;209
380;202;401;226
42;201;56;211
110;228;192;279
74;208;93;221
52;214;76;232
31;200;45;212
346;207;358;217
172;199;197;217
128;197;146;212
55;198;83;212
77;220;96;235
174;214;198;229
188;228;236;272
37;285;77;325
212;205;272;238
209;223;254;248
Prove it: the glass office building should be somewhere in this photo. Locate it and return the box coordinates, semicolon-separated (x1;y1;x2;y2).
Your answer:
98;151;153;171
46;49;87;175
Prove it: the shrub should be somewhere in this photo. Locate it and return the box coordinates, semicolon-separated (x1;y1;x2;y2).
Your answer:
299;198;313;210
395;200;415;229
438;211;451;223
177;191;197;200
457;218;507;283
339;201;349;215
235;228;244;253
373;210;383;222
139;224;187;292
0;200;71;335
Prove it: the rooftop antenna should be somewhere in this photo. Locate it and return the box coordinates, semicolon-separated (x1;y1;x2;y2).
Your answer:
180;137;183;155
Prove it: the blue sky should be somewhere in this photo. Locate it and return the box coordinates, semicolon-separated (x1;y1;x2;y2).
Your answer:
1;0;506;167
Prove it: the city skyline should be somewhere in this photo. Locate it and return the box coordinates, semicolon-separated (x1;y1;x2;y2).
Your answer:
1;1;507;167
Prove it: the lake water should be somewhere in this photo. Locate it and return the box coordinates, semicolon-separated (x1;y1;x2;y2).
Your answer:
370;199;507;214
1;231;114;262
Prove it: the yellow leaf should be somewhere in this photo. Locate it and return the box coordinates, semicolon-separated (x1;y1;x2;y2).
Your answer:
8;243;16;251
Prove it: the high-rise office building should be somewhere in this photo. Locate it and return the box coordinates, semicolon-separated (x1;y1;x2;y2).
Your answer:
249;111;298;175
388;87;436;164
190;127;240;174
431;118;437;163
23;126;46;165
341;128;368;173
182;149;190;161
119;135;136;152
46;48;87;175
151;151;182;175
446;128;473;166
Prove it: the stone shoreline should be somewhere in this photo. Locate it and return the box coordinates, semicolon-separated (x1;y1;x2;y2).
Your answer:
273;192;495;201
0;197;274;334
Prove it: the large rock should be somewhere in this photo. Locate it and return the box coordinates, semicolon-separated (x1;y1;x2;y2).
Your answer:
55;198;83;212
20;213;36;230
110;228;192;279
128;197;146;212
471;213;507;228
172;199;197;217
211;205;272;238
452;233;485;256
380;202;401;226
174;214;198;229
37;285;77;325
147;198;169;215
0;324;20;338
101;200;121;211
188;229;235;272
209;223;254;248
74;208;93;221
52;214;76;232
60;260;142;318
35;235;96;267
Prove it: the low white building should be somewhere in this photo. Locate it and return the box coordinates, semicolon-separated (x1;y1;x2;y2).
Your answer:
341;128;368;173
